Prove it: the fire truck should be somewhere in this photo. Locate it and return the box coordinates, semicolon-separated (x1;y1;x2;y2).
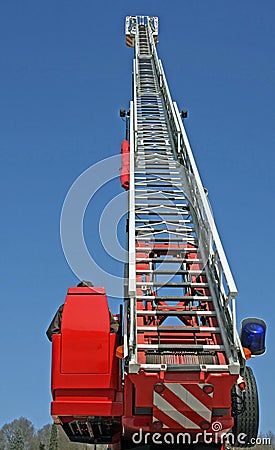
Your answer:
50;16;266;449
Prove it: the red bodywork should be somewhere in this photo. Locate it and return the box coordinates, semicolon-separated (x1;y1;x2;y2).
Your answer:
50;282;237;446
122;242;238;442
123;371;236;441
120;140;130;190
51;287;123;419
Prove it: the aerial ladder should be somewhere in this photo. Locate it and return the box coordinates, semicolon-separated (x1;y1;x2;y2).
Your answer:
50;16;266;449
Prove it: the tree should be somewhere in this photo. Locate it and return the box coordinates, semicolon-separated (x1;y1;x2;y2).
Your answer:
1;417;35;450
49;424;58;450
36;424;51;450
8;428;24;450
0;418;97;450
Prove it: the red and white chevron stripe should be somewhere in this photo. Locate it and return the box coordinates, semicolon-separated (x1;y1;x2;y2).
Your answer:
153;383;213;430
125;35;134;47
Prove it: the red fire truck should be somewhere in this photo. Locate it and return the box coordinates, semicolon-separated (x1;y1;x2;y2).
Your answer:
49;16;266;450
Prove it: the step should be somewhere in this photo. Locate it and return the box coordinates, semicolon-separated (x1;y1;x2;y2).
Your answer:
136;247;197;252
135;220;192;224
137;326;220;333
135;269;205;275
136;258;202;263
136;295;211;300
137;344;225;351
135;183;184;188
134;212;191;216
137;310;216;316
136;203;187;208
136;237;195;243
135;191;187;197
135;227;193;232
136;282;208;287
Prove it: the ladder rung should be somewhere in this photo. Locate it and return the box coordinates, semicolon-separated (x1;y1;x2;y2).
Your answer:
136;295;212;301
135;228;192;232
136;247;197;252
135;184;184;188
136;171;179;175
135;269;205;275
136;162;177;164
136;230;195;234
136;282;208;287
139;364;229;372
136;203;188;208
136;237;195;242
135;190;186;195
136;258;202;263
135;220;192;223
137;310;216;316
136;198;188;202
137;344;224;351
135;178;181;184
137;326;220;333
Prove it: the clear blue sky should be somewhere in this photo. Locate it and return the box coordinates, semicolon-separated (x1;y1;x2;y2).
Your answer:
1;0;274;433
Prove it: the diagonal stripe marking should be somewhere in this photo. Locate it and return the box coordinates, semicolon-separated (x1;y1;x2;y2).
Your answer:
154;392;200;429
165;384;211;421
161;384;211;427
185;383;214;404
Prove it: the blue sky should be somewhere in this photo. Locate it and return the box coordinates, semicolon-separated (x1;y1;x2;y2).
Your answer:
0;0;274;433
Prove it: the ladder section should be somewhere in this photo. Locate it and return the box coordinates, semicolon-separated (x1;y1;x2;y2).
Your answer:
132;24;228;371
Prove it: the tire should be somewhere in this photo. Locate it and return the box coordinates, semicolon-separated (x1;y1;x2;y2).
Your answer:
232;366;259;447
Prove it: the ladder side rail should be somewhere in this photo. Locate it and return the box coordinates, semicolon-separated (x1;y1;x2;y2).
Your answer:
128;99;137;361
211;262;244;358
227;297;246;363
123;298;129;359
148;30;213;257
145;25;241;365
147;23;238;304
148;31;181;156
133;58;138;149
175;162;239;364
178;143;240;358
159;60;181;157
127;23;141;363
129;20;241;371
173;104;238;302
211;257;244;359
203;262;241;371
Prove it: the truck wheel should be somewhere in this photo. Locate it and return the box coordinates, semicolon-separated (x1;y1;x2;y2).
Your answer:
232;366;259;447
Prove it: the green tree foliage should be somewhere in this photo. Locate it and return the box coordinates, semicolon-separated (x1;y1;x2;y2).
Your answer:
8;428;24;450
0;417;35;450
48;424;58;450
36;424;51;449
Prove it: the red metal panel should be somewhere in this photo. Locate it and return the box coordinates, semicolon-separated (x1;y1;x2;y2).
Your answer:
61;287;109;374
51;335;119;392
122;371;236;438
120;140;130;190
51;288;123;419
51;399;123;417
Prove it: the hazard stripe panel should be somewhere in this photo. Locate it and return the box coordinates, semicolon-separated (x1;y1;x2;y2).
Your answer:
126;36;134;47
153;383;213;430
154;393;200;429
166;384;212;421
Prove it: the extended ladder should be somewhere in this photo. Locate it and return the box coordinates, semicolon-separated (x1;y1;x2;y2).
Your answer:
124;16;245;375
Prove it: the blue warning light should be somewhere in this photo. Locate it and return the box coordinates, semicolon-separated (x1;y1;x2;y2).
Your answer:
241;318;266;355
